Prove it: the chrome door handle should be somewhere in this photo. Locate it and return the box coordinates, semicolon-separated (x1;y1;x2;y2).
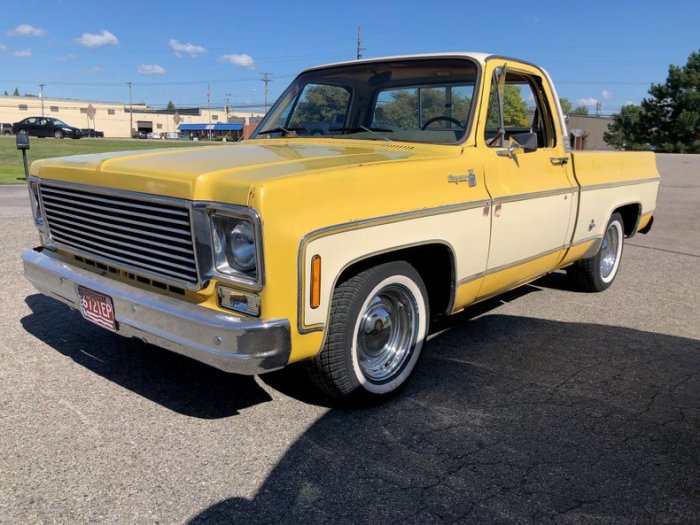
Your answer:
550;156;569;166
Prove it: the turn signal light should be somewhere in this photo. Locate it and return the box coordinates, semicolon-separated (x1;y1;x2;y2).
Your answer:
310;255;321;309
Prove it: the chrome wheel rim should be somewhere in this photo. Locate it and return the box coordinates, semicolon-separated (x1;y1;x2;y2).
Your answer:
356;284;418;382
600;222;621;280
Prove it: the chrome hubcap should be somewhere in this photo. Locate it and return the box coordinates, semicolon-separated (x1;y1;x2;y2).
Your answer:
356;284;418;382
600;223;620;279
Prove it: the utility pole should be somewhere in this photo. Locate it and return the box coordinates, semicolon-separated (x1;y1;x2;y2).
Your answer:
39;83;45;116
207;84;212;141
224;93;231;121
127;81;133;138
595;101;602;116
356;26;365;60
261;73;272;114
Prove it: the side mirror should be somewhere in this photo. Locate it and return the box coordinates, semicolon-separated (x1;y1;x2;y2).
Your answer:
16;130;30;150
510;132;538;152
496;133;538;158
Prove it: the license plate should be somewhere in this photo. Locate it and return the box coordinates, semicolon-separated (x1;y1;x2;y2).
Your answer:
78;286;117;332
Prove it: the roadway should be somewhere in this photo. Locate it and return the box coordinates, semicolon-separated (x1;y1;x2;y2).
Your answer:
0;154;698;523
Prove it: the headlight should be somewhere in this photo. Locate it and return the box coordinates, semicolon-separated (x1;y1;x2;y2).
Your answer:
227;220;256;271
211;214;258;278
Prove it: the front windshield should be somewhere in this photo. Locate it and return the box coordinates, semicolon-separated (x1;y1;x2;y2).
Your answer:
53;119;68;127
253;58;478;144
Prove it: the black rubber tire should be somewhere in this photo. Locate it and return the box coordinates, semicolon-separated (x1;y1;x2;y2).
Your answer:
567;212;625;292
54;130;64;139
307;261;429;404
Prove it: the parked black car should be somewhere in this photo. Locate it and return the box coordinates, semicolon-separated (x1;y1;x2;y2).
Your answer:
81;128;104;138
12;117;82;139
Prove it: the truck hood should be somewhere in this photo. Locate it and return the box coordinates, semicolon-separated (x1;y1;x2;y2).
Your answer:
31;139;453;205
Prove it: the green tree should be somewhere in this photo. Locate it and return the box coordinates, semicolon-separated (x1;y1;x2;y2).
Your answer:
559;98;574;114
12;87;19;96
642;50;700;152
373;87;471;129
291;85;349;125
485;85;529;129
603;105;648;150
377;89;418;128
2;90;7;96
571;106;589;115
166;100;175;110
605;50;700;152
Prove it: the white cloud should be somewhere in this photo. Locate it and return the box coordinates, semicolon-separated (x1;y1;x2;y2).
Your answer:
12;49;32;58
8;24;45;37
0;44;7;52
75;30;119;49
87;66;102;73
169;39;205;58
624;100;636;106
218;53;255;69
577;97;599;107
601;89;613;100
137;64;166;75
57;53;75;62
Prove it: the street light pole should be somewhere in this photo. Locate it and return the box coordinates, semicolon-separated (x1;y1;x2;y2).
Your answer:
127;81;133;138
39;83;45;116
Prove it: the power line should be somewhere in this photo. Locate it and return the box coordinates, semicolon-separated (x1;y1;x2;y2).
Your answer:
0;75;295;87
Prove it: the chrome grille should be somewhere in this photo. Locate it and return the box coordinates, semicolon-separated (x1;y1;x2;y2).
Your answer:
40;183;198;285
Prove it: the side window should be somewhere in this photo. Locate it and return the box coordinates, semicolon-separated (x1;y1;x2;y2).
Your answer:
484;72;555;148
373;87;418;128
372;85;472;129
287;84;350;133
25;118;36;124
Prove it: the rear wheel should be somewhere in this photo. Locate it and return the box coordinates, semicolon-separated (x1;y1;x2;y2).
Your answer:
567;212;624;292
307;261;429;403
54;130;64;139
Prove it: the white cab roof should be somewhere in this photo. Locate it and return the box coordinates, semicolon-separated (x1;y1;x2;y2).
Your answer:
306;52;495;72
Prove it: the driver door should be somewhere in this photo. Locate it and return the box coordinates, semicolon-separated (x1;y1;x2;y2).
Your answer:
477;63;577;299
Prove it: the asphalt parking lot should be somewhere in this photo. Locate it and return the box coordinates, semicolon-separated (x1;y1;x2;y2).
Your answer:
0;154;698;524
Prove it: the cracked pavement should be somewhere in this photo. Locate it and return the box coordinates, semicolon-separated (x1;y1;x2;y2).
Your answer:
1;154;698;524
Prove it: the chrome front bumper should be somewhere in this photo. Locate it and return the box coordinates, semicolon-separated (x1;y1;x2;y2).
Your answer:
22;248;291;375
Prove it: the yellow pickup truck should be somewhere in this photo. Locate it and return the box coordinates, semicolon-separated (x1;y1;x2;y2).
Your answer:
22;53;659;402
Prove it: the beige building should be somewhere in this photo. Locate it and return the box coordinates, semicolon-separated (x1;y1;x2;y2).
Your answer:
0;95;263;138
567;115;614;150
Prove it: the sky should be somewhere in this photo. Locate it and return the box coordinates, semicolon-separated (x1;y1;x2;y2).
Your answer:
0;0;698;115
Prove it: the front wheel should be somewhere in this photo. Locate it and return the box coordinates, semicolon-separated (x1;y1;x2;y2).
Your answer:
307;261;429;403
53;130;64;139
567;212;625;292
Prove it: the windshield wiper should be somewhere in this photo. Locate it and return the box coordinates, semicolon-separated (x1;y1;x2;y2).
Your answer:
256;126;307;136
329;125;394;142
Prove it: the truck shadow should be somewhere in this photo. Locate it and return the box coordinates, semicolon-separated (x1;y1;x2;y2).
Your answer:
190;314;700;524
21;285;540;415
21;294;273;418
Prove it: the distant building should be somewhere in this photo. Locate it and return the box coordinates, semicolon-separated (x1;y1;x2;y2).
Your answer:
0;95;263;138
566;115;614;150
